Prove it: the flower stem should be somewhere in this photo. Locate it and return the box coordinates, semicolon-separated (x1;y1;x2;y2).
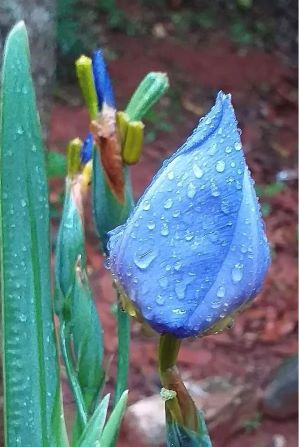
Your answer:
158;333;199;432
114;296;130;407
60;321;88;430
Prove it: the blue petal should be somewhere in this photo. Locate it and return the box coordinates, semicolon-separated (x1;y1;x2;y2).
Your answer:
92;49;115;109
80;132;94;165
108;92;270;338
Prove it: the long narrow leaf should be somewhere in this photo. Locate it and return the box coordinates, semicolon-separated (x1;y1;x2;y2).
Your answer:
100;391;128;447
78;394;110;447
0;22;68;446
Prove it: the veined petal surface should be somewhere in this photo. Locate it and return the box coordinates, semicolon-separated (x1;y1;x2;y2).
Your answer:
108;92;270;338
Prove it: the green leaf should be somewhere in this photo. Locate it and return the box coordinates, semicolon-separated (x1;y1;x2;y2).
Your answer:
47;150;66;177
78;394;110;446
0;22;68;446
100;391;128;447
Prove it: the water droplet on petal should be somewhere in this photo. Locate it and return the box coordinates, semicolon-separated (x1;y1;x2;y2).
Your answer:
143;200;151;211
175;283;186;300
187;182;196;199
192;163;203;178
221;199;230;214
167;171;175;180
147;221;156;230
185;230;194;241
172;308;186;315
234;142;242;151
161;223;169;236
134;249;158;270
164;198;173;209
217;286;225;298
231;263;243;283
159;277;168;289
172;210;180;218
216;160;225;173
211;182;220;197
156;295;165;305
174;261;182;271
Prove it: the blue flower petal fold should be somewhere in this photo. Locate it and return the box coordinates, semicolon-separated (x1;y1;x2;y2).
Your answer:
80;132;94;165
92;49;115;109
108;91;270;338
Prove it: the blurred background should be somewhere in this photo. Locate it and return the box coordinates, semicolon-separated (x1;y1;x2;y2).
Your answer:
0;1;298;446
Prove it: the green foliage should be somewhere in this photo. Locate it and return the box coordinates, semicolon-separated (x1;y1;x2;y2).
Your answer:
47;150;67;177
0;22;68;446
97;0;143;36
57;0;100;80
256;182;285;217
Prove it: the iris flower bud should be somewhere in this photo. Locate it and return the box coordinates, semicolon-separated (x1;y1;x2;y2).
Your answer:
108;92;270;338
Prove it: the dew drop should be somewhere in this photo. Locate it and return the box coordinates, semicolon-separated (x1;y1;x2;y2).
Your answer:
172;210;181;218
221;199;230;214
21;199;26;208
142;200;151;211
164;198;173;209
175;283;186;300
192;163;203;178
208;143;217;156
156;295;165;305
231;263;243;283
211;183;220;197
159;277;168;289
172;308;186;315
134;249;158;270
211;300;222;309
217;286;225;298
234;142;242;151
167;171;175;180
187;182;196;199
161;223;169;236
185;230;194;241
225;146;232;154
19;314;27;322
174;261;182;271
216;160;225;173
147;221;156;230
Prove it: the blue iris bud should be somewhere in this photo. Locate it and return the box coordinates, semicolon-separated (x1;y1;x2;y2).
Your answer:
108;91;270;338
92;49;115;110
80;132;94;165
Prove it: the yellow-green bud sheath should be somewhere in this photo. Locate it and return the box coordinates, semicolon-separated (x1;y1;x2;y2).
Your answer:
116;111;129;146
67;138;82;177
122;121;144;165
76;55;98;120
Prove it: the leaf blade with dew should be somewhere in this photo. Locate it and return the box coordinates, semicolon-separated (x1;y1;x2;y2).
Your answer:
0;21;68;446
